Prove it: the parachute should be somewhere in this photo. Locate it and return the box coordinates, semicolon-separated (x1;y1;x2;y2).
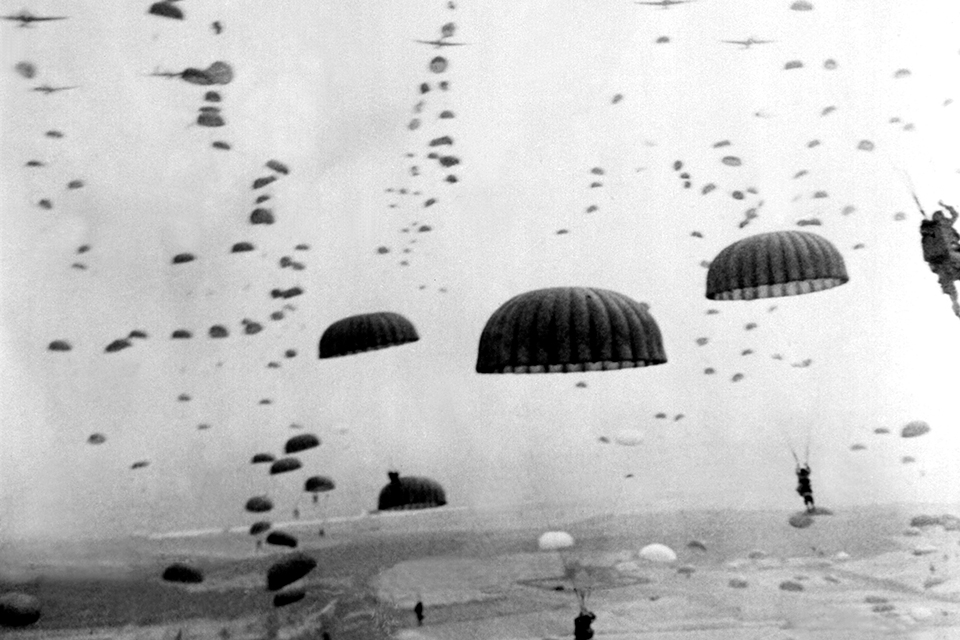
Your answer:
266;160;289;175
850;443;866;451
784;60;804;70
87;433;106;445
197;112;225;127
131;460;149;470
209;325;229;338
231;242;254;253
0;593;41;627
273;588;306;607
249;521;271;536
788;512;814;528
204;91;221;102
67;179;85;190
538;531;575;551
172;253;194;264
212;141;231;150
105;339;132;353
687;540;707;552
721;156;742;167
171;330;192;339
245;496;274;513
162;563;204;584
639;544;677;563
250;208;275;225
205;61;234;85
48;340;72;351
128;330;148;339
251;452;276;465
270;457;303;475
266;531;298;548
148;1;183;19
874;427;890;434
476;287;666;373
305;475;335;493
266;553;317;591
319;312;420;359
377;471;447;511
706;231;848;300
429;57;448;73
901;421;930;438
253;176;277;190
285;434;320;454
790;0;813;9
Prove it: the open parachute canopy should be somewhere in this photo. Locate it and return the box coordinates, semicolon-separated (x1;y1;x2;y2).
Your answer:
305;475;336;493
273;587;306;608
266;553;317;591
377;471;447;511
285;433;320;454
148;1;183;20
901;420;931;438
270;457;302;475
266;531;298;548
706;231;848;300
476;287;666;373
245;495;274;513
251;453;275;464
249;521;271;536
162;563;204;584
318;312;419;359
639;543;677;563
0;593;41;628
538;531;575;551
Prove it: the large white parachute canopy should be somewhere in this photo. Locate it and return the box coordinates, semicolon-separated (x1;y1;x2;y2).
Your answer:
639;543;677;563
538;531;575;551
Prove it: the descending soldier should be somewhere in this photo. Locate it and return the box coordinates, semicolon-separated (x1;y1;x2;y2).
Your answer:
796;463;814;513
919;201;960;318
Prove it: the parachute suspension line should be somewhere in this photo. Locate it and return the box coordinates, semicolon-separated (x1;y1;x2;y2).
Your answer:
893;166;927;219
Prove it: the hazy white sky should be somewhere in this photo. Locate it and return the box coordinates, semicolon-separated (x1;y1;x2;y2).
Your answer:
2;0;959;541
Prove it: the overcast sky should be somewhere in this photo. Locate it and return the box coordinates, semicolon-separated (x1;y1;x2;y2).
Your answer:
2;0;959;541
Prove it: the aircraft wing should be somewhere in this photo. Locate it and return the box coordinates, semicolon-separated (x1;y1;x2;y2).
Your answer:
34;16;68;21
414;39;468;46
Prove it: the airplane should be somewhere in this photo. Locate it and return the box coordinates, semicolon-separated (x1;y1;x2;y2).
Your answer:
31;84;78;94
414;38;468;48
722;37;775;49
145;67;182;79
1;10;68;27
634;0;696;8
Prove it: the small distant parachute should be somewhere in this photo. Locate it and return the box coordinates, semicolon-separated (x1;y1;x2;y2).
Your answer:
429;57;448;73
128;330;148;339
439;110;455;119
790;0;813;9
706;231;848;300
204;91;221;102
105;339;132;353
731;373;744;382
796;218;822;227
901;421;930;438
894;68;911;79
575;381;587;388
857;140;875;151
850;443;866;451
25;160;44;167
270;457;302;475
14;61;36;79
784;60;804;70
377;471;447;511
266;160;289;175
701;184;716;195
639;544;677;563
245;496;274;513
48;340;72;352
162;563;203;584
172;253;195;264
319;312;419;359
613;430;644;446
273;588;306;608
67;179;84;190
598;436;610;443
249;521;271;536
823;59;837;70
250;208;275;225
695;337;709;346
704;367;715;375
741;349;753;355
177;393;191;402
902;456;916;464
476;287;666;373
266;531;298;548
721;156;742;167
305;476;335;494
212;141;231;150
0;593;41;628
266;553;317;591
674;413;684;421
87;433;106;445
243;321;263;335
197;112;225;127
253;176;277;190
687;540;707;552
611;93;623;104
148;1;184;20
822;106;836;116
196;423;210;431
251;453;275;464
655;412;667;419
874;427;890;434
538;531;574;551
231;242;254;253
171;329;192;339
131;460;150;470
285;433;320;454
46;130;64;139
209;325;229;338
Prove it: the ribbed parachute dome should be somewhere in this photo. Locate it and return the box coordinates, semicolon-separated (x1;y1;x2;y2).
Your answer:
285;433;320;454
377;471;447;511
148;1;183;19
706;231;848;301
476;287;667;373
318;312;419;359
